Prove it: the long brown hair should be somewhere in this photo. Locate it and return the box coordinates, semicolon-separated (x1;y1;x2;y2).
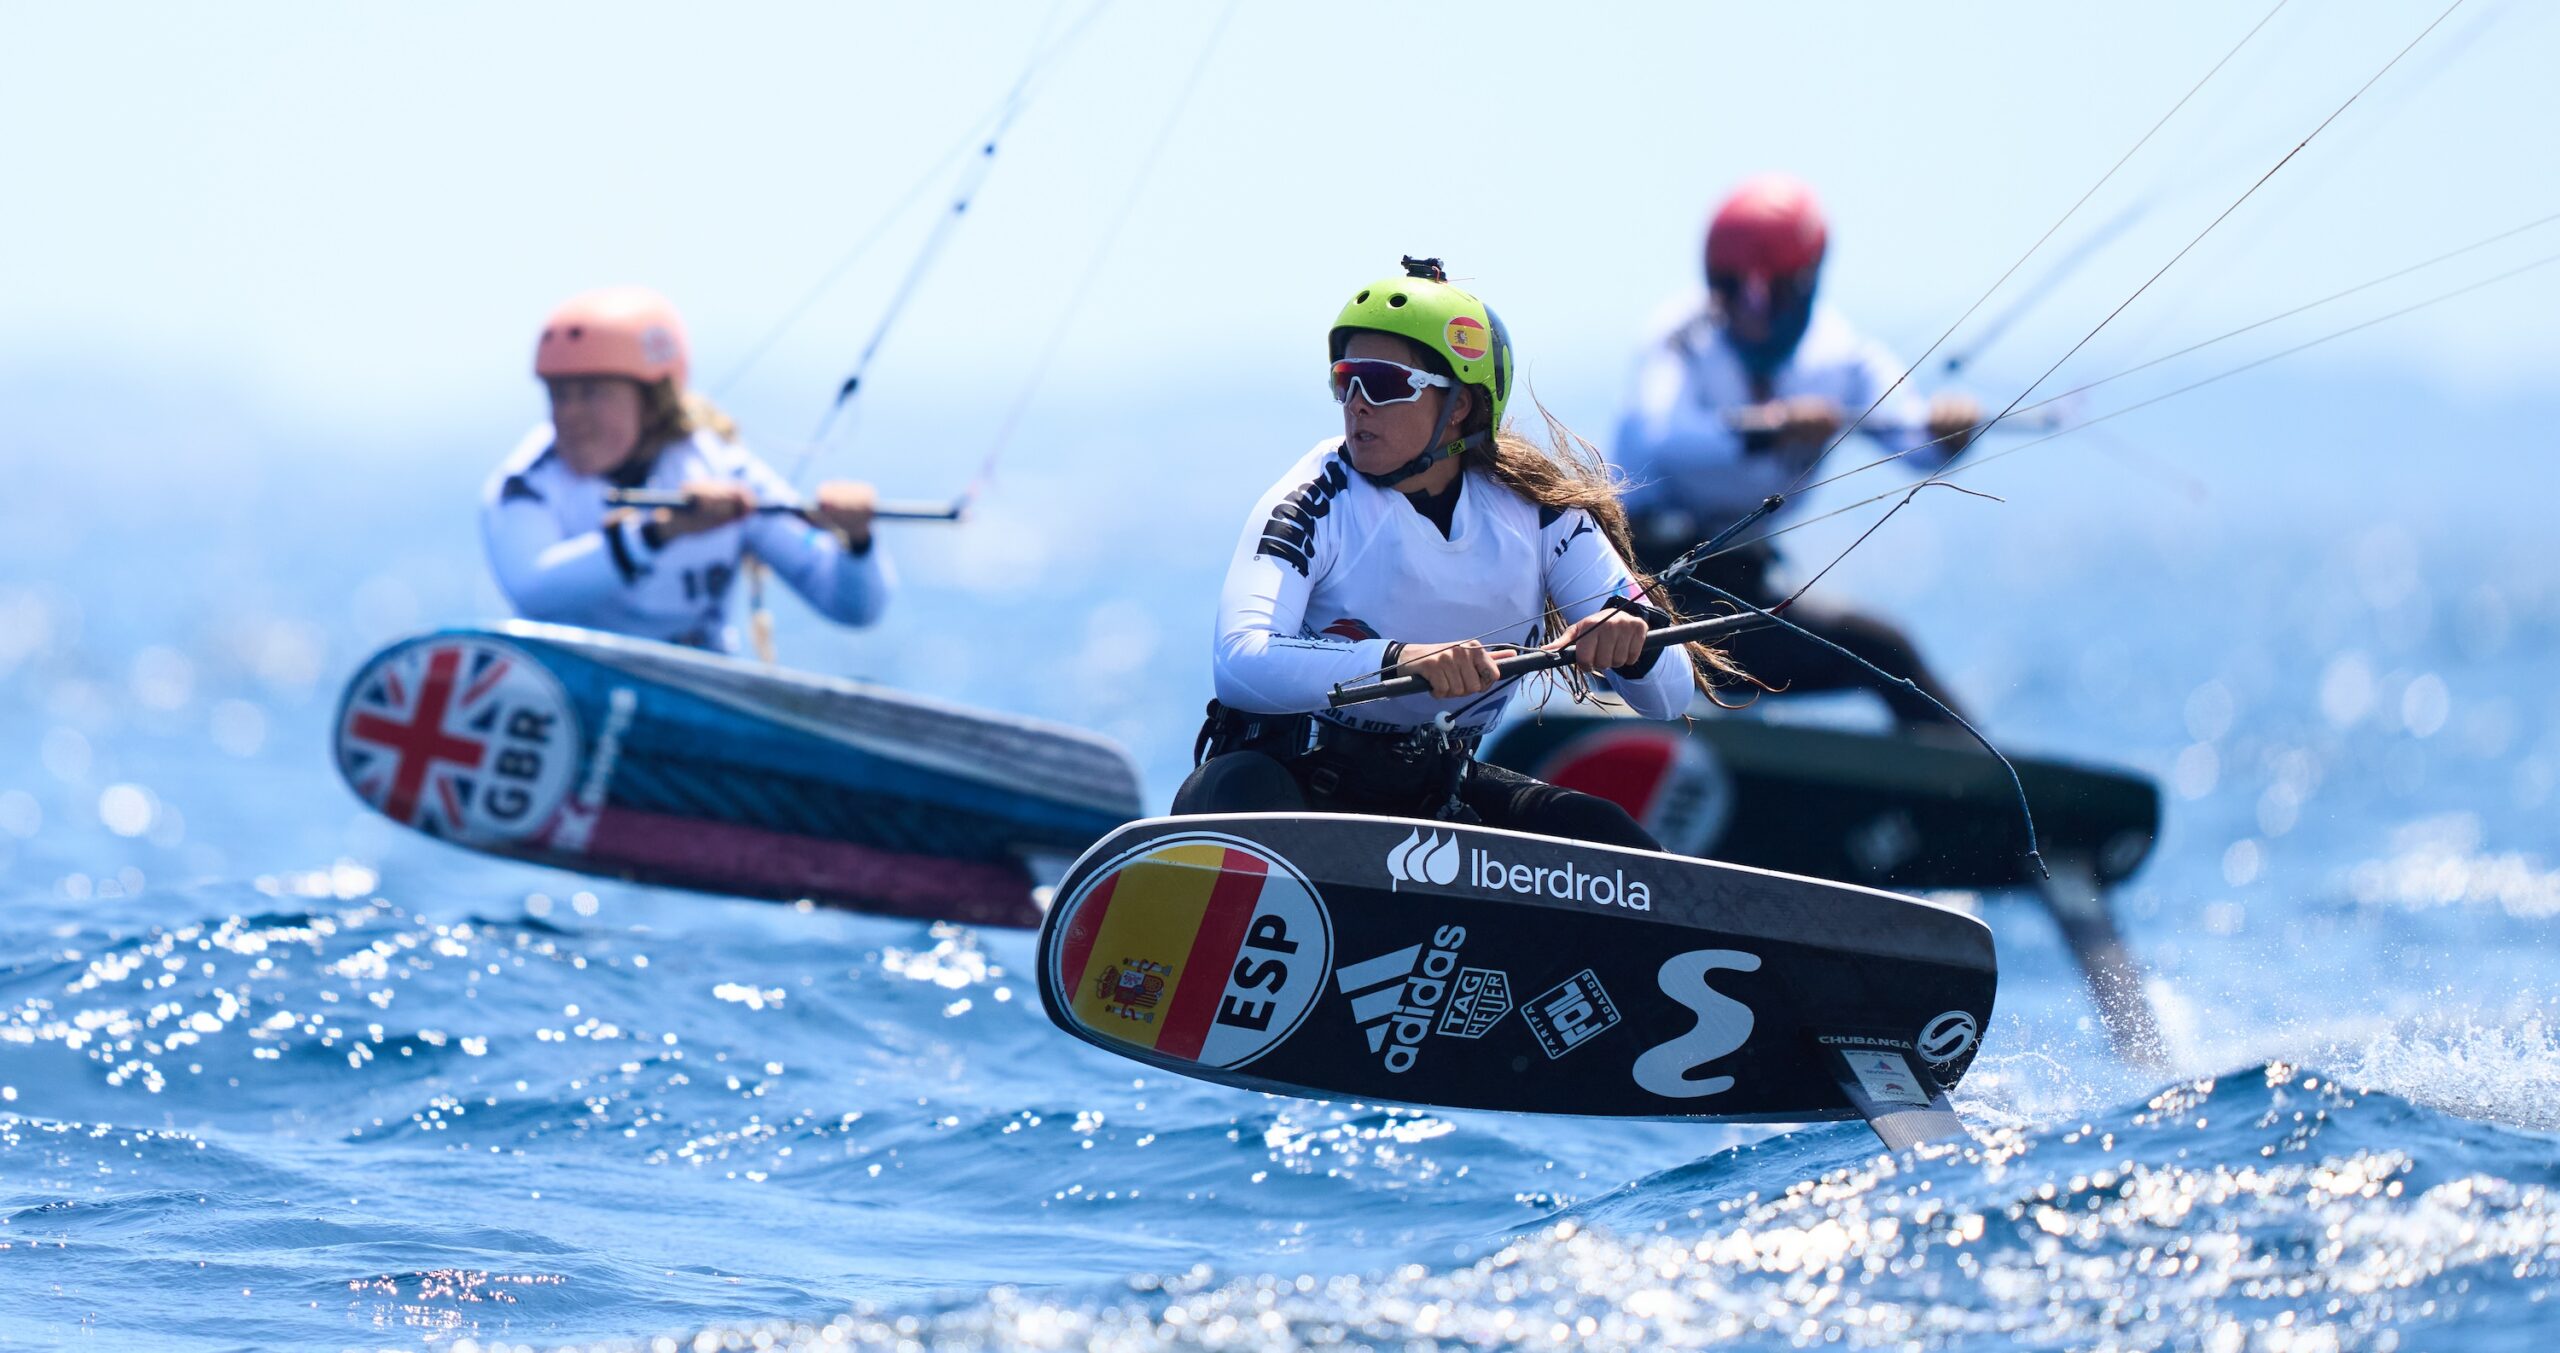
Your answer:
638;379;739;455
1475;398;1761;705
1385;332;1758;704
630;378;781;661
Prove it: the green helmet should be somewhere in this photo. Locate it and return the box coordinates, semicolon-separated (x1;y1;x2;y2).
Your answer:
1329;257;1514;436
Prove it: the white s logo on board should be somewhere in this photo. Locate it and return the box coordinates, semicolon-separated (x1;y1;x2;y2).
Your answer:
1917;1010;1980;1067
1631;949;1760;1099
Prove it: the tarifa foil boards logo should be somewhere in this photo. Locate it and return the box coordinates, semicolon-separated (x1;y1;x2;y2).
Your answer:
1052;834;1333;1069
1335;926;1467;1073
1522;968;1621;1059
1917;1010;1980;1067
1631;949;1759;1099
1386;829;1461;891
338;636;580;845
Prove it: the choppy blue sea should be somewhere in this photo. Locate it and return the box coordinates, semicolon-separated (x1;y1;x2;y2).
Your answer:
2;365;2555;1349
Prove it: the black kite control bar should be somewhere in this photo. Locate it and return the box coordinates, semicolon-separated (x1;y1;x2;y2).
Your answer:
1328;611;1771;708
604;488;965;522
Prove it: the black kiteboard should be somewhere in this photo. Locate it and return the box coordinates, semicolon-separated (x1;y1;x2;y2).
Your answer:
1483;714;2159;891
1037;814;1997;1147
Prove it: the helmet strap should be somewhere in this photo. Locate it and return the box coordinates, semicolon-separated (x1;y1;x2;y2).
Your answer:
1358;388;1483;489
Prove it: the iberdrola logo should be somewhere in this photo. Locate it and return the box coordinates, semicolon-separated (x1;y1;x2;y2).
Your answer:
1385;828;1461;891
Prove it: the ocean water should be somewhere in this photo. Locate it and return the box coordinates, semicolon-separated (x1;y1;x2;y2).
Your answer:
2;366;2556;1350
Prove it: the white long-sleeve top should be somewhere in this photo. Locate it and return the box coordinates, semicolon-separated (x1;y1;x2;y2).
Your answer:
1613;293;1952;533
480;426;892;653
1214;440;1696;738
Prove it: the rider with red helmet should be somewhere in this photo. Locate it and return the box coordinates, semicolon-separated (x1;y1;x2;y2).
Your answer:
1613;175;1980;728
483;287;892;653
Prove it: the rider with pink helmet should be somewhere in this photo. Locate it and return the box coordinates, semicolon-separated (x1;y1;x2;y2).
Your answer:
483;287;892;653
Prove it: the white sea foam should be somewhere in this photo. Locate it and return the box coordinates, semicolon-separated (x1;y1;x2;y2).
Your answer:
2328;1015;2560;1133
2342;813;2560;919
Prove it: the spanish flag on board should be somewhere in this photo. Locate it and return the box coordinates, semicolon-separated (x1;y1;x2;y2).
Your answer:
1054;837;1330;1069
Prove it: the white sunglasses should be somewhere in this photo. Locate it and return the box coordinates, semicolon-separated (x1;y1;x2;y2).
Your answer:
1329;358;1452;406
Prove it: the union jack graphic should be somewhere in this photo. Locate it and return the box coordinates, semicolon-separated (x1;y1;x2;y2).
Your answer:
338;639;521;836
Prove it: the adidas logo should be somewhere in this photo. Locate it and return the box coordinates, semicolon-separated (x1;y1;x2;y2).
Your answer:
1334;925;1466;1074
1385;828;1460;891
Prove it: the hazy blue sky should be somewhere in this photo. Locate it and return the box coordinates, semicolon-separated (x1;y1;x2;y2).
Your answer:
3;0;2553;813
6;0;2554;452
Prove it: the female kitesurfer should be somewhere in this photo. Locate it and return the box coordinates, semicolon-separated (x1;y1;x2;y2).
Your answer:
1175;259;1744;849
482;286;891;653
1614;174;1979;729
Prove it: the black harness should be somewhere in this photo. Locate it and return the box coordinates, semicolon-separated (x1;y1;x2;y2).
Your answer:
1193;701;1479;820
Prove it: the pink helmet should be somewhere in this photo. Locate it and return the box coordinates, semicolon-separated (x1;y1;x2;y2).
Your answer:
533;286;690;387
1705;174;1829;279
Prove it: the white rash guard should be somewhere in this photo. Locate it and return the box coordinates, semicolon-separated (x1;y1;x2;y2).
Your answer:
480;425;892;653
1214;440;1697;738
1613;293;1953;535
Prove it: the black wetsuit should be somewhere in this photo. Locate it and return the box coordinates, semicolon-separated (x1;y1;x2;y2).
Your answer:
1172;729;1659;851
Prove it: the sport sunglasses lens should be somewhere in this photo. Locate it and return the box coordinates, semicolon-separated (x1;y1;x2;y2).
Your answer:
1328;359;1431;406
1709;269;1814;299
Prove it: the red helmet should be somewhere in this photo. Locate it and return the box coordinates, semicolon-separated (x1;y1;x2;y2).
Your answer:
533;286;690;387
1705;174;1829;279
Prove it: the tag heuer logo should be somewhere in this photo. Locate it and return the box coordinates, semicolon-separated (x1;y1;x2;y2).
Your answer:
1521;968;1620;1059
1434;966;1512;1039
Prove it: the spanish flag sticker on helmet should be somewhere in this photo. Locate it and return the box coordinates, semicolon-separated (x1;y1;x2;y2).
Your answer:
1050;833;1333;1070
1445;314;1490;362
